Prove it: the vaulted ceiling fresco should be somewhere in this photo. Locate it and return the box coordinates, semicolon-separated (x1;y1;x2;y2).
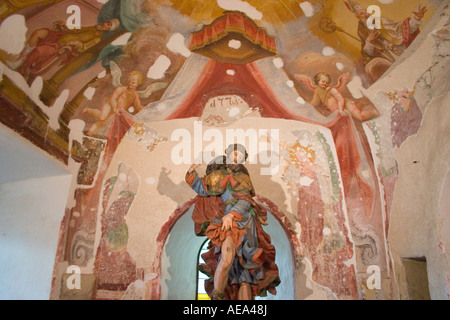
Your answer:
0;0;448;301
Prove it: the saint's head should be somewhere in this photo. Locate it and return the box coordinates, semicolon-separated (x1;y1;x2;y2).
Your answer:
225;143;248;165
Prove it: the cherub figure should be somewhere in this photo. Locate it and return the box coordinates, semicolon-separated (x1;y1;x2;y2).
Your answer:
82;61;167;136
294;72;379;122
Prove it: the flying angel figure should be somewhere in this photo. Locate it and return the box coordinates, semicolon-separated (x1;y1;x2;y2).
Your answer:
294;72;379;121
82;61;168;135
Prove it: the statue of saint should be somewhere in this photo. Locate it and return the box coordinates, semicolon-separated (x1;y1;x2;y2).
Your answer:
185;143;280;300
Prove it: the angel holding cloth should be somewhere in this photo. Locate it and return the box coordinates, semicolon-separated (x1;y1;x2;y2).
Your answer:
294;72;379;122
82;61;167;136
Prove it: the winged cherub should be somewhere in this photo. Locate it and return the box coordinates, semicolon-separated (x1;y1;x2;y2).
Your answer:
294;72;379;121
82;61;167;135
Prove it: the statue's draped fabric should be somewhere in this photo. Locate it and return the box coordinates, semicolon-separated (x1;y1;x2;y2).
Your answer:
186;164;280;299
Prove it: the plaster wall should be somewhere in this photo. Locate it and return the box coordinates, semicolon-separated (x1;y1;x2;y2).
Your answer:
0;174;72;299
388;92;450;299
375;5;450;300
83;116;352;300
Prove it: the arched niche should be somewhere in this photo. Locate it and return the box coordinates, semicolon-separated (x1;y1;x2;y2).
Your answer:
157;197;297;300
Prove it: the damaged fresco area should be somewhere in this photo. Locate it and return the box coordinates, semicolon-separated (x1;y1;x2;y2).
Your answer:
0;0;448;300
95;162;140;294
278;129;356;298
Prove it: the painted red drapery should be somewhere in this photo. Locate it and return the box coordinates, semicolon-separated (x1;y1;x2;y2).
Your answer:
189;12;276;53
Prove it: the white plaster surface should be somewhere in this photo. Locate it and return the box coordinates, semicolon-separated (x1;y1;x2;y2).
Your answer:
0;175;72;299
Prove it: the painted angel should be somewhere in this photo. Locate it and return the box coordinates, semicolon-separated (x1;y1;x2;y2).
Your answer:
83;61;167;135
294;72;379;121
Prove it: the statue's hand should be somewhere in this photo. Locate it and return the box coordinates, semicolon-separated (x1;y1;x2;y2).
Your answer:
188;163;201;174
221;214;234;231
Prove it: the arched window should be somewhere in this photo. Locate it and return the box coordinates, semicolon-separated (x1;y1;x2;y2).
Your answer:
196;239;211;300
193;211;295;300
160;201;295;300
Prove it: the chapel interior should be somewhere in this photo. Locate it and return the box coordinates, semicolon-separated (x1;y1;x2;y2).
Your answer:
0;0;449;300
